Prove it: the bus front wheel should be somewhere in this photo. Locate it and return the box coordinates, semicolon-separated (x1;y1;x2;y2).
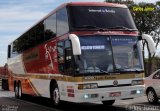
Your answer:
51;83;60;106
102;100;115;106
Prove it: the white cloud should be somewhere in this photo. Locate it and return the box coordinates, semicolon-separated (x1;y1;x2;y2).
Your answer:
0;51;6;55
0;35;17;44
0;8;46;21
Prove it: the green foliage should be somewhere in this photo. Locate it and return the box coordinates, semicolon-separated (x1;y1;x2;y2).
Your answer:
129;3;160;34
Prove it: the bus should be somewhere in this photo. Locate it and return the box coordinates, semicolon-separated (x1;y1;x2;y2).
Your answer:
7;2;156;106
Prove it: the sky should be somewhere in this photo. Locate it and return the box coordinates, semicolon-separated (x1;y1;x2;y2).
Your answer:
0;0;159;66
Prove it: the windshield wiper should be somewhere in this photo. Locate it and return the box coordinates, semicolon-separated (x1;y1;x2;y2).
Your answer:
115;68;144;73
100;70;110;75
76;25;105;31
115;68;123;72
133;69;144;73
107;26;137;31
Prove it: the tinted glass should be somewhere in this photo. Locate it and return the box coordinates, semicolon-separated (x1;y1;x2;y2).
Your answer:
76;36;113;73
12;34;28;54
75;35;143;74
57;41;64;72
11;22;45;56
28;27;37;48
69;6;136;30
57;7;69;36
44;13;56;40
111;36;142;71
64;40;73;73
36;22;45;44
8;45;11;58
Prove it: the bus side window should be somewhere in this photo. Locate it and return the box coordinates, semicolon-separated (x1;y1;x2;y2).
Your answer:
64;40;73;74
57;41;64;72
8;45;11;58
36;22;45;44
57;7;69;36
44;13;56;41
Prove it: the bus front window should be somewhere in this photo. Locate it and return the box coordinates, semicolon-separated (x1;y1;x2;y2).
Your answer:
75;36;143;74
69;6;136;30
111;36;143;72
75;36;113;73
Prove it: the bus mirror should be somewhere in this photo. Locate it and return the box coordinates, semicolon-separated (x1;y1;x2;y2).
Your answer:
69;34;81;55
142;34;156;56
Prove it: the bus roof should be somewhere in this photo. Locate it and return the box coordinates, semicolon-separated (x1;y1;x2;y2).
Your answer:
9;2;127;44
66;2;127;8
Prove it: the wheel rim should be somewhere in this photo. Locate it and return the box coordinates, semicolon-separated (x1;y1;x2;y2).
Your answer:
19;85;22;98
148;91;155;102
53;88;60;104
15;86;19;97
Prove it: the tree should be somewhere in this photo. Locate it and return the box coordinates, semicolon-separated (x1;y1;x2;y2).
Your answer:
129;3;160;34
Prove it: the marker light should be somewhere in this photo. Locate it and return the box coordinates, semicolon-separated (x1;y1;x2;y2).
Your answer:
83;94;98;99
78;83;98;90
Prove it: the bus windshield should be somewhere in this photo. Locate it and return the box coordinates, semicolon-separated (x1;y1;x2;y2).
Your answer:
69;6;137;30
75;36;143;74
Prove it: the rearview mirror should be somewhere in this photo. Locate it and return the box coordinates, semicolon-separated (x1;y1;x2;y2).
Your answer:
69;34;81;55
142;34;156;56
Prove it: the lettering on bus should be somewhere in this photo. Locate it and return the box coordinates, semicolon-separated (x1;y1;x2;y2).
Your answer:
88;9;116;13
83;76;116;81
81;45;105;50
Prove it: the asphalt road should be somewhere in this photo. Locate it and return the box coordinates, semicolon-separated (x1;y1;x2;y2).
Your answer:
0;89;160;111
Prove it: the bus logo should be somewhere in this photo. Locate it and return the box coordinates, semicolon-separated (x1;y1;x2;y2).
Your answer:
113;80;118;86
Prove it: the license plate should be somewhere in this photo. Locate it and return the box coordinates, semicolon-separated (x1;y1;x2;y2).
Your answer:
109;92;121;97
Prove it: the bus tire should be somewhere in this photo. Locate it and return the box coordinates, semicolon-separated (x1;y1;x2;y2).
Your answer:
15;82;19;98
102;100;115;106
18;82;23;99
50;83;60;106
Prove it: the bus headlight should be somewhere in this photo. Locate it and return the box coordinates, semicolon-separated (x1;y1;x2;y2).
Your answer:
78;83;98;90
131;80;144;86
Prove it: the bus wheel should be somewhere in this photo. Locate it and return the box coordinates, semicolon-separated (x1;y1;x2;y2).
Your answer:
51;83;60;106
102;100;115;106
15;83;19;98
147;89;158;104
18;82;23;99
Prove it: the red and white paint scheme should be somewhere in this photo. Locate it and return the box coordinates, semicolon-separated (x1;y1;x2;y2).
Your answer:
7;2;156;106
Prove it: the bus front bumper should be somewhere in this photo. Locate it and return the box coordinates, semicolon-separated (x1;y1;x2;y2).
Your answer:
72;85;144;103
